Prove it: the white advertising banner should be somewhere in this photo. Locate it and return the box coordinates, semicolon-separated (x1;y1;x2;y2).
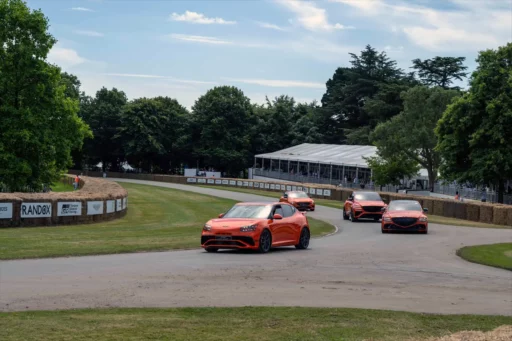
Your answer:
186;178;197;183
264;183;270;189
207;179;215;184
249;182;254;187
123;197;127;210
297;186;303;191
106;200;116;213
292;186;297;191
243;181;249;187
215;179;222;185
286;185;292;191
254;182;260;188
57;202;82;217
316;189;323;195
87;201;104;215
270;184;275;190
0;203;13;219
229;180;236;186
222;180;229;185
323;189;332;196
280;185;286;190
304;188;309;194
21;202;52;218
237;181;243;186
197;178;207;184
116;198;122;211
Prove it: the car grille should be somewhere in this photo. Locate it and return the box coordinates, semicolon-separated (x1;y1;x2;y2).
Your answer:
363;206;383;212
201;236;255;246
392;217;418;226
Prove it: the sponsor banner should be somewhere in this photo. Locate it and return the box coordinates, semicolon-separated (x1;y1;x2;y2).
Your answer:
207;179;215;184
0;203;13;219
264;183;270;189
87;201;104;215
186;178;197;183
237;181;243;186
106;200;116;213
21;202;52;218
286;185;292;191
270;184;275;190
222;180;229;185
197;178;207;184
323;189;331;196
254;182;260;188
116;199;122;211
304;188;309;194
316;189;323;195
249;182;254;187
215;179;222;185
280;185;285;190
57;202;82;217
297;186;303;191
123;197;127;210
292;186;297;191
243;181;249;187
229;180;236;186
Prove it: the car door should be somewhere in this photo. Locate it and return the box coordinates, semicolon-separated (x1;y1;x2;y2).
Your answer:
269;204;287;244
281;204;299;242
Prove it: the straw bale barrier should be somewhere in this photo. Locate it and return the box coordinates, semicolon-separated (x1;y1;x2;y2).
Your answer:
0;175;127;228
71;170;512;227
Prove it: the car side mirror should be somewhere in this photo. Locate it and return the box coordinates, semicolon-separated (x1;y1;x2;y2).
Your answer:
273;214;283;220
348;197;353;201
218;213;224;218
283;195;288;199
423;208;428;213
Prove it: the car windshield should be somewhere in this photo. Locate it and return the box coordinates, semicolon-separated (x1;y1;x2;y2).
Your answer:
354;192;382;201
388;201;422;212
222;204;272;219
288;192;308;198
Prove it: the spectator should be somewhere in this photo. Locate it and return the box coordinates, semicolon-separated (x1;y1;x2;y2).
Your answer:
454;191;460;200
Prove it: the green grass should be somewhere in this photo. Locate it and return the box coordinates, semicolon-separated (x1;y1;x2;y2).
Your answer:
50;181;74;192
197;185;511;229
0;307;510;341
457;243;512;271
0;183;334;260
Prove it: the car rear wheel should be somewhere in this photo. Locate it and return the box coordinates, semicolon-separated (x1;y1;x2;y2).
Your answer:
258;229;272;253
295;227;310;249
205;247;218;253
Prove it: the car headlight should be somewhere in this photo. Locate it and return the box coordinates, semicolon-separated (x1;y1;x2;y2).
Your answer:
383;217;392;222
240;224;257;232
311;201;315;205
419;217;428;222
203;224;212;231
352;204;362;209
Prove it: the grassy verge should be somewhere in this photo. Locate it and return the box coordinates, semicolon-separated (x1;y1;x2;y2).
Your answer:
197;185;510;229
50;181;74;192
457;243;512;271
0;183;334;260
0;307;511;341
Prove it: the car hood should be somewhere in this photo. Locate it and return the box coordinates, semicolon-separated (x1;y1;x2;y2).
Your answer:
386;211;425;219
355;200;386;206
208;218;262;228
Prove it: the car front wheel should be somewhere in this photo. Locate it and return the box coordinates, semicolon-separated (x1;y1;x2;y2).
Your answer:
205;247;218;253
295;227;310;249
258;229;272;253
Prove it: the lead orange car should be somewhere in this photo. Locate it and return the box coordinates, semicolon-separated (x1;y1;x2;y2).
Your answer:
381;200;429;234
201;202;311;253
279;191;315;211
343;191;387;222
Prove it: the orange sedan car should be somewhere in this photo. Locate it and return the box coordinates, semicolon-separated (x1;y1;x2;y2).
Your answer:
381;200;429;234
280;191;315;211
201;202;311;253
343;191;387;222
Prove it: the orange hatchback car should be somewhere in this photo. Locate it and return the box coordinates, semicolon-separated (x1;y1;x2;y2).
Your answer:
201;202;311;253
280;191;315;211
381;200;429;234
343;191;387;222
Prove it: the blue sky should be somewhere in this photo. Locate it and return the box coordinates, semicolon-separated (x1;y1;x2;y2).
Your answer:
30;0;512;109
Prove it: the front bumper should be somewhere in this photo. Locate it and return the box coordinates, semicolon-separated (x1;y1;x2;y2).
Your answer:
201;234;257;249
381;222;428;232
293;202;315;211
353;210;383;220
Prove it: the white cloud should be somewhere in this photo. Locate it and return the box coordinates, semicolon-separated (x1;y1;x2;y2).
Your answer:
276;0;354;31
74;30;104;37
170;11;236;25
101;73;217;85
256;21;289;31
47;45;87;68
71;7;94;12
222;78;325;89
169;34;233;45
332;0;511;52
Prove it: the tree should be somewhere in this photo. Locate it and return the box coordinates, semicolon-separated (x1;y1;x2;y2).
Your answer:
412;57;468;89
365;152;420;188
191;86;255;176
436;43;512;203
116;97;189;173
371;86;460;190
80;87;127;171
0;0;91;191
60;72;81;100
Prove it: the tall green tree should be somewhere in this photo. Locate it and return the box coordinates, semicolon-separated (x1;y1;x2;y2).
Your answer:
371;86;460;190
365;152;420;188
436;43;512;203
80;87;127;171
0;0;91;191
191;86;255;176
116;96;189;173
411;56;468;89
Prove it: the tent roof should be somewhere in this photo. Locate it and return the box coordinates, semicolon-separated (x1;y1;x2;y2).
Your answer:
255;143;378;168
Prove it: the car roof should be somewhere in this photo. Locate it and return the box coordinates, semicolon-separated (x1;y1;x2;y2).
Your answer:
390;200;420;204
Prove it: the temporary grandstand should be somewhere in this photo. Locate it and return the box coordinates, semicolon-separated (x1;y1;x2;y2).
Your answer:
253;143;429;188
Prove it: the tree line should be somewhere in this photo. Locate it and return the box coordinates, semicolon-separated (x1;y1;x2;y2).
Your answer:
1;0;511;202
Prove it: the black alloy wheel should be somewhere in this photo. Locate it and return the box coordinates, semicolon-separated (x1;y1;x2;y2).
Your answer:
295;227;310;249
258;229;272;253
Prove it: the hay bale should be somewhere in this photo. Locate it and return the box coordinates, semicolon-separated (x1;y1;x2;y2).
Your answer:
479;204;494;224
422;198;435;213
454;202;468;220
492;205;509;226
507;208;512;227
433;199;445;216
465;202;480;222
443;201;457;218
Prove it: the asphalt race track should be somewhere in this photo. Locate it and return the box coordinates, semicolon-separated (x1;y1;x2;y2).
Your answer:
1;178;511;315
